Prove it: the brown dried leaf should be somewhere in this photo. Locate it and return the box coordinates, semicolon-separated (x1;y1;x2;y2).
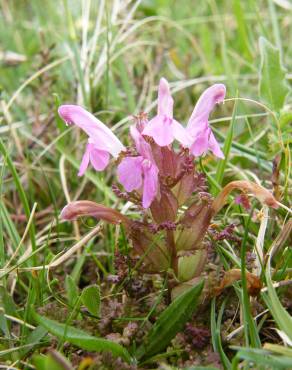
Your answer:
60;201;131;228
212;180;278;215
214;269;262;296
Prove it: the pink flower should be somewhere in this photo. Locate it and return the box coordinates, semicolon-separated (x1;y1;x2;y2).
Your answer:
58;105;125;175
186;84;226;158
77;140;110;176
117;126;159;208
142;78;191;147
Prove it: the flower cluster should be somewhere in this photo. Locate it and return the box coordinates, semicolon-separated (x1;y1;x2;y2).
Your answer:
59;78;278;297
59;78;225;208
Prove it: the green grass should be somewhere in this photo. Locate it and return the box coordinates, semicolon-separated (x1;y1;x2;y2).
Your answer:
0;1;291;369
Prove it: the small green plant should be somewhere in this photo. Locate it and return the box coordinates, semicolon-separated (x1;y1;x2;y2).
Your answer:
59;79;278;300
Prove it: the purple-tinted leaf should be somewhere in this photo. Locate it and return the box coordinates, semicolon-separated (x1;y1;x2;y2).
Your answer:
151;146;181;178
172;173;196;206
129;225;170;272
150;188;178;223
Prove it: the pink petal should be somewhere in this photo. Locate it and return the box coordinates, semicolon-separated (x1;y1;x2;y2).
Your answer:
78;143;110;175
157;78;173;118
142;115;174;147
78;143;91;176
58;105;124;157
208;131;224;159
189;129;210;157
142;163;159;208
171;119;193;146
187;84;226;135
117;156;143;192
130;126;153;160
89;146;110;171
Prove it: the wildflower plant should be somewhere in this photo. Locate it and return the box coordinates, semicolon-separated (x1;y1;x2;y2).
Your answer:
59;78;278;297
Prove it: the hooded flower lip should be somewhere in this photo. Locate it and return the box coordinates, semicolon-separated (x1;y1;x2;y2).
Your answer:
60;200;131;227
117;126;159;208
186;84;226;158
142;78;191;147
58;105;125;175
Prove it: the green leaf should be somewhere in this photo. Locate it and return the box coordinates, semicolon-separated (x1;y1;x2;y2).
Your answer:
279;111;292;130
32;354;47;370
65;275;79;306
32;311;131;362
136;280;203;360
178;251;206;282
258;36;289;112
81;284;101;317
262;269;292;342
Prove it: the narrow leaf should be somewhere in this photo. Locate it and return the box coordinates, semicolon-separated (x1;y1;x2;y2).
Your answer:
136;280;203;359
0;138;36;257
33;312;131;362
262;219;292;341
211;299;231;369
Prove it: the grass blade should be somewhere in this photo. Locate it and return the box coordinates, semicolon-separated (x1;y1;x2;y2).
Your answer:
0;138;36;261
211;298;231;369
214;100;237;188
262;220;292;341
231;346;292;368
